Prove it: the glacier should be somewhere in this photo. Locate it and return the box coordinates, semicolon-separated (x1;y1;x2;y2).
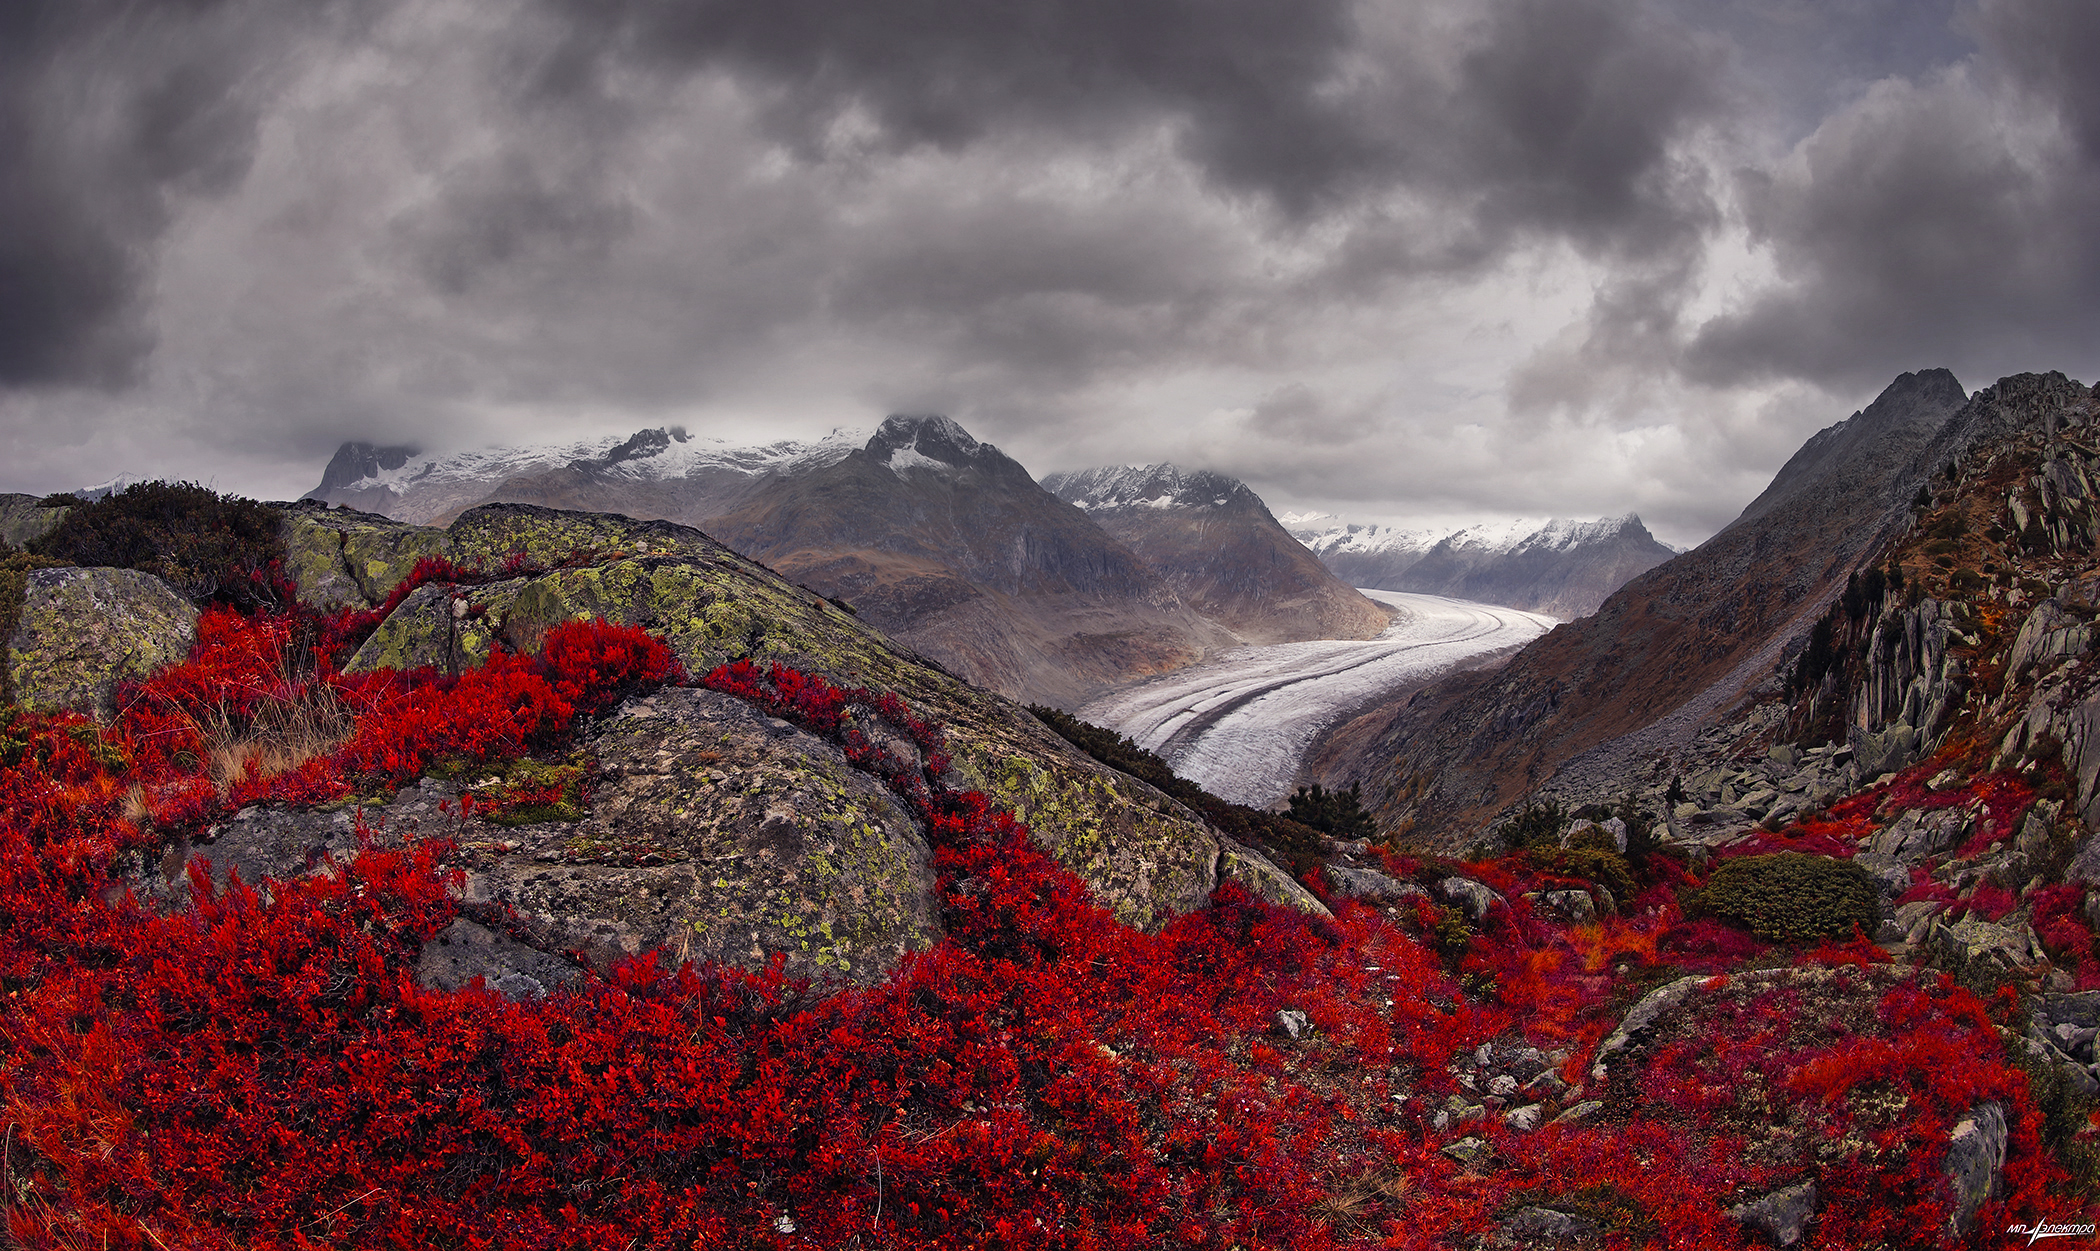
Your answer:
1076;591;1554;807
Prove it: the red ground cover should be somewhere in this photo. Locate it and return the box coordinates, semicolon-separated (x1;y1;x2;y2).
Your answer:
0;587;2072;1246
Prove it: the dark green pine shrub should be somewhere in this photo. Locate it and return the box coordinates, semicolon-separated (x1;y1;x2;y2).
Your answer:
29;481;285;609
1691;851;1880;942
1526;846;1637;902
1499;799;1568;851
1286;781;1376;841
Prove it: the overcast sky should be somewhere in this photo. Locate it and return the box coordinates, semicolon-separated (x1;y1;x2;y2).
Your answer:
4;0;2097;547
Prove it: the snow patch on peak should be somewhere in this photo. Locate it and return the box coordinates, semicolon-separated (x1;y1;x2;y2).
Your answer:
869;414;988;474
1042;463;1250;512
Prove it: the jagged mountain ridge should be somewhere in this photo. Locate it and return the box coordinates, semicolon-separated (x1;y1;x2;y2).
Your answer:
1293;513;1677;619
304;427;864;527
1313;367;1974;848
1041;464;1390;644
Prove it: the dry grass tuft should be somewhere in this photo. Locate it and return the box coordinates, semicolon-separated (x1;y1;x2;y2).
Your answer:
1310;1167;1412;1234
192;682;354;798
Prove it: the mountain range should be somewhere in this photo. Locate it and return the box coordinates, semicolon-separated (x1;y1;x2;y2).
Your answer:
304;417;1390;706
1291;513;1678;618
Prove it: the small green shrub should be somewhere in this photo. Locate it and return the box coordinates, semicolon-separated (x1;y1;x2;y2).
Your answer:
1526;846;1636;902
469;757;590;825
29;480;285;609
1690;852;1879;942
1498;799;1568;851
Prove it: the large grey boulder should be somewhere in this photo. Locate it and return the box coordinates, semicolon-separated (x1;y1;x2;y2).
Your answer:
467;687;938;985
2007;599;2092;681
7;566;199;716
278;501;456;612
1436;876;1505;922
1851;723;1920;780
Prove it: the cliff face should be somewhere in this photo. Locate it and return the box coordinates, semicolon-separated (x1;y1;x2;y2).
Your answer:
1041;464;1389;644
1314;368;1972;849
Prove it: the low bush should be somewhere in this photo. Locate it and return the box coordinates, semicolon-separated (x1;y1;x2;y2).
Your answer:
1690;851;1880;942
1498;799;1568;851
28;480;287;609
1525;846;1637;903
1287;781;1376;841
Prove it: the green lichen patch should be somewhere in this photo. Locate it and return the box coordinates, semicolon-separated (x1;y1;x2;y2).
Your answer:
279;503;454;611
7;567;200;717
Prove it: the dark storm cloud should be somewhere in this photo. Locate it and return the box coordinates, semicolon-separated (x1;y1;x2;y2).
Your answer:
528;0;1724;256
1682;0;2100;391
0;0;306;387
11;0;2098;543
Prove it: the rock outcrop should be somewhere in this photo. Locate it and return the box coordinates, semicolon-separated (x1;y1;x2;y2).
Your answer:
7;566;199;716
0;493;68;548
365;502;1299;931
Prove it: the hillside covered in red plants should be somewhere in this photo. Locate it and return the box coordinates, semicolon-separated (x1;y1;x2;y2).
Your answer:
0;520;2086;1247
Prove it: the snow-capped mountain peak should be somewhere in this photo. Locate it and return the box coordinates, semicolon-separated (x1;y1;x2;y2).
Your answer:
1293;512;1674;618
867;415;990;475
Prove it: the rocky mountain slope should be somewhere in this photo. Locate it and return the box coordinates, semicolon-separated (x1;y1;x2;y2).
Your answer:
1313;367;1973;846
1041;463;1389;643
1294;514;1677;618
8;476;2097;1242
698;417;1239;707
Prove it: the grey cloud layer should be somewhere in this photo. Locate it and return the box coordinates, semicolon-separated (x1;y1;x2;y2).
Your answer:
1;0;2096;544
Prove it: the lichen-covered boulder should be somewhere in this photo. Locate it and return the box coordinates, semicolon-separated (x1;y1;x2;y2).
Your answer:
345;578;529;675
7;566;199;715
279;500;456;611
0;492;67;548
335;502;1307;931
465;688;937;984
